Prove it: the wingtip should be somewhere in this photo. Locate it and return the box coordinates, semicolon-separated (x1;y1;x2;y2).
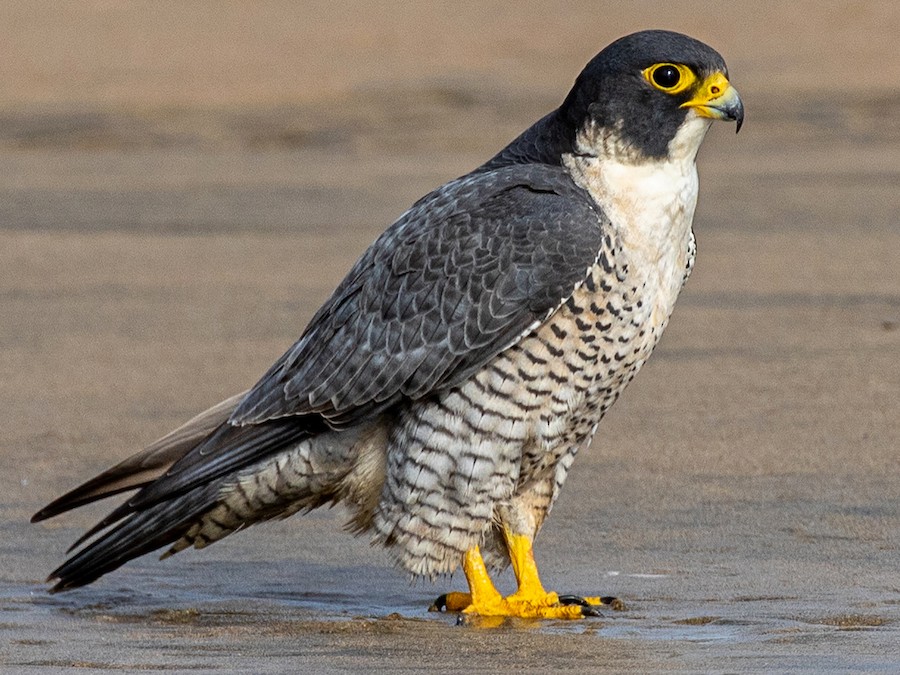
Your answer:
44;570;68;593
47;578;79;594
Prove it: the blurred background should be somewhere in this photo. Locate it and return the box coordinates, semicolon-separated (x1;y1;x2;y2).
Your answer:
2;2;898;671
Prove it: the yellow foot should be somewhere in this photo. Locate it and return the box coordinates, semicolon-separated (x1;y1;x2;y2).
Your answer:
430;591;624;619
434;542;625;620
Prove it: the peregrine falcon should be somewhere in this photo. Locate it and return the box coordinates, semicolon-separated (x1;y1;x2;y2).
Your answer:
33;30;743;620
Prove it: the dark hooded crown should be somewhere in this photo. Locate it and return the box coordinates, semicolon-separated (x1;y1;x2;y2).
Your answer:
560;30;729;160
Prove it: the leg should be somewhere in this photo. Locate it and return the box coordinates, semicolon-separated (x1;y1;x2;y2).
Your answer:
429;471;623;618
504;528;624;610
503;529;558;607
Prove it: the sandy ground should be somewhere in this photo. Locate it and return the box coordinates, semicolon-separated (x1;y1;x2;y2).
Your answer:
2;2;899;672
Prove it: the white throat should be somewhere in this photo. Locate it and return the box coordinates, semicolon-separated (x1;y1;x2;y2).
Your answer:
562;114;712;321
562;115;711;253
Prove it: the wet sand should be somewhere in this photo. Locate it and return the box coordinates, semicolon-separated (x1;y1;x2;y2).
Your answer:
2;2;899;672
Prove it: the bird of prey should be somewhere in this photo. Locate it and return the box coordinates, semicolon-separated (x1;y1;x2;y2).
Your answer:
33;30;743;620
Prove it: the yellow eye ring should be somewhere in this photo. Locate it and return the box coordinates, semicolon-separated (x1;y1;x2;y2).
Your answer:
643;63;695;95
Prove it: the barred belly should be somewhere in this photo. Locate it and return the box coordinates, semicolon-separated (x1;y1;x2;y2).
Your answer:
373;222;694;577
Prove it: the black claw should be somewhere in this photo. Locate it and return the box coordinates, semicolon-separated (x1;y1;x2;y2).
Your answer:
558;595;604;616
429;594;449;612
558;594;588;606
602;596;626;611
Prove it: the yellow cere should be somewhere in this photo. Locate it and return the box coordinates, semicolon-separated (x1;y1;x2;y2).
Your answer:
680;72;733;109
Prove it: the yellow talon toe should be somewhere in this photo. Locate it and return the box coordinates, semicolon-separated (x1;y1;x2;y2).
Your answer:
429;591;472;612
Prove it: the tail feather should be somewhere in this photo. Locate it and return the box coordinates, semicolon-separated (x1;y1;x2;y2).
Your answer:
47;483;221;592
33;392;316;592
32;393;246;523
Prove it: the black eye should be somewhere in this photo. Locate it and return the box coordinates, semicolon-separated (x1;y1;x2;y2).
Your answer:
652;65;680;89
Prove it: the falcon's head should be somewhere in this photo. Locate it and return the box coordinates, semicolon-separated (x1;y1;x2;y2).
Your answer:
560;30;744;163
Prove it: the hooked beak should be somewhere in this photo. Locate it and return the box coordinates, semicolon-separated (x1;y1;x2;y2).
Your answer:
681;72;745;133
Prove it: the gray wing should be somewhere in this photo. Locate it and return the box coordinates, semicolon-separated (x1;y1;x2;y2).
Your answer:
231;163;607;428
131;163;606;509
41;162;607;530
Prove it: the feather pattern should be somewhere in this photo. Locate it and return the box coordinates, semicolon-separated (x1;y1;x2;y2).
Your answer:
230;164;607;428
